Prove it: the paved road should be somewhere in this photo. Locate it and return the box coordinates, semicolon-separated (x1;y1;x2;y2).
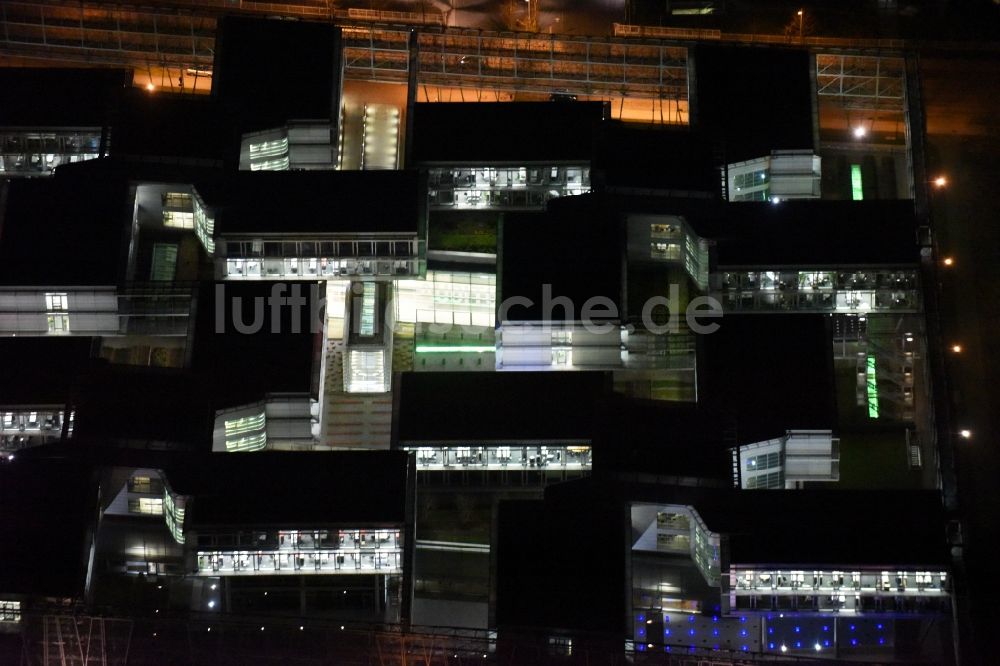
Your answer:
921;54;1000;665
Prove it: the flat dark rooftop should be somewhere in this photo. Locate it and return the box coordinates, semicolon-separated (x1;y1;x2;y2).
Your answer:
693;489;949;567
594;123;720;195
594;397;731;481
496;492;625;634
694;45;814;162
394;371;608;443
497;480;947;635
573;193;920;267
56;154;223;187
164;451;410;528
549;478;949;567
410;102;607;164
213;16;340;131
699;314;837;444
501;201;622;321
202;170;424;235
112;90;231;164
191;281;321;403
0;337;93;406
0;68;128;127
696;199;921;267
0;459;95;597
71;366;215;449
0;172;130;285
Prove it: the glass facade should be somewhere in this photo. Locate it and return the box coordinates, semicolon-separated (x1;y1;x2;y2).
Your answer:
345;350;387;393
427;165;590;210
0;600;21;623
729;566;949;614
358;283;376;336
162;211;194;229
0;129;100;176
194;529;402;576
1;409;64;453
44;291;70;334
633;503;720;586
727;151;821;201
128;497;164;515
633;217;709;290
44;293;67;310
250;137;288;162
162;192;194;228
395;270;496;327
193;193;215;255
223;411;268;452
241;123;336;171
225;432;267;453
745;452;780;471
403;445;592;470
691;520;720;585
222;238;420;279
866;355;880;418
715;270;919;313
150;243;178;281
0;287;190;337
734;431;840;489
164;490;187;544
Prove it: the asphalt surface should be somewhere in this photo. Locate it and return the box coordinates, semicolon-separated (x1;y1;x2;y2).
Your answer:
921;53;1000;665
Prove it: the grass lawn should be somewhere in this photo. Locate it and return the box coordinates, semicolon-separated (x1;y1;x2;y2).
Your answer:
429;211;498;253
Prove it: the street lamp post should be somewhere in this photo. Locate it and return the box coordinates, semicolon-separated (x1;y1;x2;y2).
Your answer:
797;10;804;40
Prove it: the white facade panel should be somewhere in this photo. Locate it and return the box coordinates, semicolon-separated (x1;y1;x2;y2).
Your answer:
571;346;622;366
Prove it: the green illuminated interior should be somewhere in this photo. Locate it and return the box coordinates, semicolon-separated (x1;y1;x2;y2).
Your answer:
415;345;495;354
851;164;864;201
866;354;879;418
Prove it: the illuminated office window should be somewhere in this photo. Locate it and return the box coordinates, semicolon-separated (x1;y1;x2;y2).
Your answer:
129;497;164;515
163;192;192;208
164;492;186;544
226;432;268;452
250;156;290;171
193;196;216;254
746;452;781;471
551;330;572;346
552;348;572;366
0;601;21;623
47;314;69;334
225;413;266;437
249;137;288;159
163;211;194;229
651;242;681;260
44;292;68;311
129;475;152;492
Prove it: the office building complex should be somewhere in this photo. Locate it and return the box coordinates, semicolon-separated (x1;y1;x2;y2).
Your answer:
0;7;975;665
